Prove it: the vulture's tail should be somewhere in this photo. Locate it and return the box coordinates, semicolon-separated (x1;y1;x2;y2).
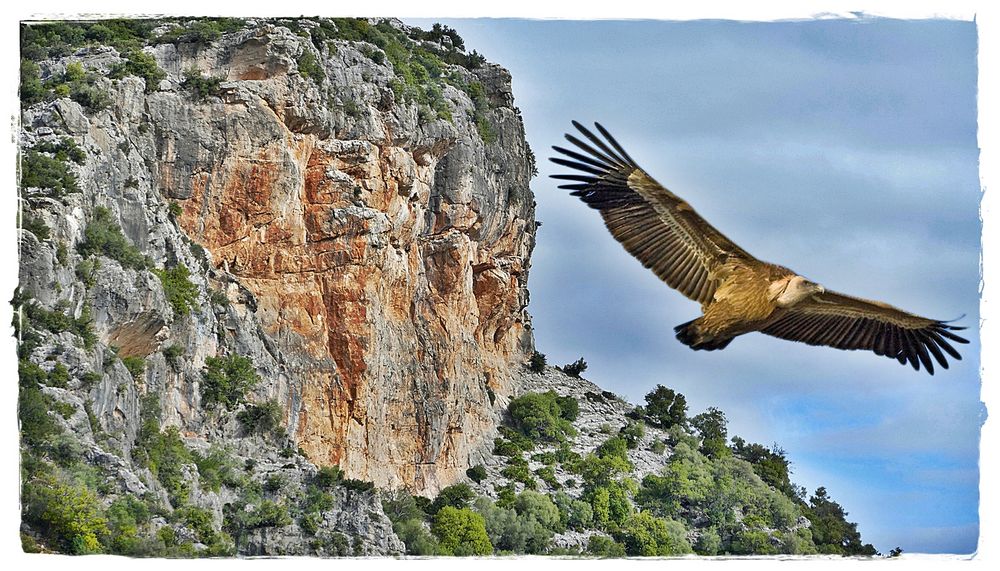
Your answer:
674;319;733;351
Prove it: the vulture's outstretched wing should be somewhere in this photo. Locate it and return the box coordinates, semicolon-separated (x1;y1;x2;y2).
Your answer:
761;290;969;374
550;121;755;304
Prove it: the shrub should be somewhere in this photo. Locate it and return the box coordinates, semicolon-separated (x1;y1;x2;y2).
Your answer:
620;422;645;450
534;466;560;489
201;354;259;410
22;474;109;554
237;399;283;436
162;344;184;370
111;50;165;92
586;534;626;557
33;137;86;165
506;390;577;445
314;465;343;489
142;426;192;506
19;360;63;446
21;213;51;239
78;206;148;270
181;68;223;101
121;355;146;381
153;264;199;316
297;50;325;81
20;151;79;197
47;362;70;388
560;357;588;378
431;506;493;556
527;351;546;373
614;512;692;556
192;447;240;492
643;385;688;429
342;479;375;493
466;464;487;484
429;483;475;515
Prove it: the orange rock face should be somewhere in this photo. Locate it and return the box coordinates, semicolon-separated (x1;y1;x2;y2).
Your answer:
162;37;535;493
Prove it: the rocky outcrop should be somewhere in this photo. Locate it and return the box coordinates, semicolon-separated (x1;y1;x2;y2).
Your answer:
155;21;535;494
18;17;534;555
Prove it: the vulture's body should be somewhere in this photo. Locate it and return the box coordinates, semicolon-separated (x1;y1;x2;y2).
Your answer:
550;121;968;374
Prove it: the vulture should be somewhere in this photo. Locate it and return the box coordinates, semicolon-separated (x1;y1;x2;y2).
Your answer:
550;121;968;374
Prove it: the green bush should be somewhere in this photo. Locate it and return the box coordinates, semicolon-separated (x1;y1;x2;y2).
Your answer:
153;264;199;317
33;137;86;165
201;354;260;410
237;399;283;436
614;512;692;556
643;384;688;429
21;474;109;554
431;506;493;556
314;465;343;489
297;50;324;81
429;483;475;515
21;213;51;239
181;68;223;101
110;50;166;93
586;534;626;557
121;355;146;381
162;344;184;370
193;447;240;492
20;151;79;197
560;357;588;378
466;464;487;484
78;206;148;270
527;351;546;373
506;390;577;445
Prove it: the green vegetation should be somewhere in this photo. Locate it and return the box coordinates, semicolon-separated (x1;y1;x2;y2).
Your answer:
121;355;145;381
237;400;284;436
432;506;493;556
153;18;246;46
21;474;108;553
639;384;689;429
560;357;588;378
180;68;223;101
109;50;166;93
506;390;578;446
33;137;86;164
17;294;97;350
201;354;260;410
527;350;547;373
20;213;51;239
162;344;184;370
297;50;324;81
20;58;109;112
466;464;487;484
153;263;199;316
78;206;148;270
20;150;79;197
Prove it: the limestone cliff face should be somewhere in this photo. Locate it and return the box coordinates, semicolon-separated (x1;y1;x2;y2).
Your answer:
154;22;536;493
20;18;536;501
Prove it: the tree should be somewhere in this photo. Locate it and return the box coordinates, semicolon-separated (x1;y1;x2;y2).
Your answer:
431;506;493;556
643;385;688;428
201;354;260;410
803;487;877;556
615;512;692;556
691;407;730;459
561;358;588;378
527;351;546;373
429;483;476;515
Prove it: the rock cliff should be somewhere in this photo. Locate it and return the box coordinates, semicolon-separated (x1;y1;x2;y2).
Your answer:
17;17;534;555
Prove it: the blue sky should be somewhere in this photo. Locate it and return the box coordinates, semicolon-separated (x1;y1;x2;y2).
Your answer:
408;16;982;554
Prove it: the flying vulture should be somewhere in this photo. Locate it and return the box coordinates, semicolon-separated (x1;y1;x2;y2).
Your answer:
550;121;968;374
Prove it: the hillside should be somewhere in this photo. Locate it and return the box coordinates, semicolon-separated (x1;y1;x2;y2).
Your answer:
15;16;876;558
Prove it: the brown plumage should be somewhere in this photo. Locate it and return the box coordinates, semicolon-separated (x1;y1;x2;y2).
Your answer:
550;121;968;374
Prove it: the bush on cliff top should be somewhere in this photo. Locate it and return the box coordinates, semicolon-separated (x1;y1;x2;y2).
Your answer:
201;354;260;410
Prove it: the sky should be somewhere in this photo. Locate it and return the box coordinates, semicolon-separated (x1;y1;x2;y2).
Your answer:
408;16;983;555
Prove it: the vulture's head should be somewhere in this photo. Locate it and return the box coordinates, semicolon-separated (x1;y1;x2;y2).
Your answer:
771;275;826;307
